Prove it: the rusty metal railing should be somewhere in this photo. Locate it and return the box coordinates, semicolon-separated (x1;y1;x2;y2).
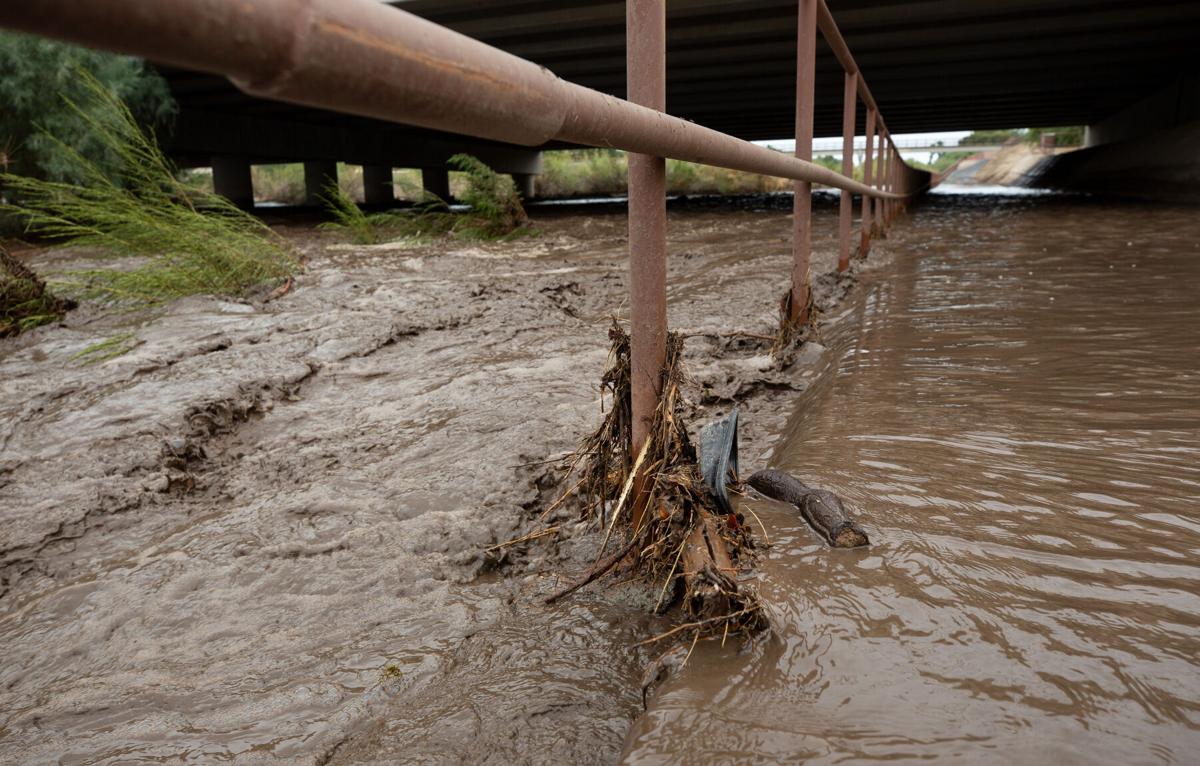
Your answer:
0;0;927;529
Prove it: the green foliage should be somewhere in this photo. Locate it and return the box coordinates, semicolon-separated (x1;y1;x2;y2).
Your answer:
0;31;174;183
447;153;528;236
0;71;295;305
252;163;305;205
907;150;974;174
1026;126;1084;147
539;149;628;197
538;148;795;197
959;129;1023;146
667;159;791;194
812;155;842;172
319;154;531;244
317;182;403;245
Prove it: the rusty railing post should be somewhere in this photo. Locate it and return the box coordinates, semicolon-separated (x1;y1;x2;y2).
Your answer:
627;0;666;531
878;123;888;230
874;125;885;233
880;133;892;228
838;70;857;272
860;107;876;257
791;0;818;321
888;142;898;224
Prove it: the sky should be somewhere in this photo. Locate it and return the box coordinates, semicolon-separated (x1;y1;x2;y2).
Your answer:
761;130;972;153
760;130;974;165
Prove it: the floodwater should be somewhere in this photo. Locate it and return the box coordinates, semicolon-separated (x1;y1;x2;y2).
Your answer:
0;200;844;764
2;194;1198;764
624;196;1200;763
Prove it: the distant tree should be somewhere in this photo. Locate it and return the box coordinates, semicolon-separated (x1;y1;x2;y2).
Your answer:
0;31;174;183
959;129;1023;146
1026;126;1084;147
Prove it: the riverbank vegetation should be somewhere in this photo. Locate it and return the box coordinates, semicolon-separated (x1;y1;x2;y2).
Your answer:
0;72;294;308
908;151;974;175
0;32;175;240
319;153;531;244
0;32;174;184
960;126;1084;147
537;148;893;198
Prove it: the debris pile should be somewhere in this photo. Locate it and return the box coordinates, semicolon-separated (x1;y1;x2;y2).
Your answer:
0;246;73;337
547;321;765;643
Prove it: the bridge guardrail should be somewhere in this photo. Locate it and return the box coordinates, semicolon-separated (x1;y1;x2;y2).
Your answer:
0;0;927;529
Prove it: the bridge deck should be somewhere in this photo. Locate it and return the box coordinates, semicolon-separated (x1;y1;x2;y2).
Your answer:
157;0;1200;165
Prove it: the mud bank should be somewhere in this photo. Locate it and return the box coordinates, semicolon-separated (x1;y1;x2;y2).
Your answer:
0;198;897;763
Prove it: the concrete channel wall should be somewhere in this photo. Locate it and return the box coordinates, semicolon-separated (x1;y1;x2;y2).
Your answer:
1033;74;1200;202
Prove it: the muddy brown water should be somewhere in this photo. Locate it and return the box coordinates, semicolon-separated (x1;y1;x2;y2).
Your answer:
0;199;839;764
624;195;1200;764
1;194;1197;764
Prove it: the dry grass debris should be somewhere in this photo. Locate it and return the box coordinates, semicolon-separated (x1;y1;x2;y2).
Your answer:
771;287;819;358
0;246;74;337
546;321;765;641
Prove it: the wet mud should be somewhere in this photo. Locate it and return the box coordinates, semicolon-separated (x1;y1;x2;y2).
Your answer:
0;197;875;763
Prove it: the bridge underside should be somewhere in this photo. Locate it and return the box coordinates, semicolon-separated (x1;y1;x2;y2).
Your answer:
155;0;1200;194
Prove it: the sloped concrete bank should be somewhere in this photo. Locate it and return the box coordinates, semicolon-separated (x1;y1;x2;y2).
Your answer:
0;198;901;764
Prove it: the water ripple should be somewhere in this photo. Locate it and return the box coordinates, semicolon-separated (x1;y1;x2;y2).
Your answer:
624;196;1200;764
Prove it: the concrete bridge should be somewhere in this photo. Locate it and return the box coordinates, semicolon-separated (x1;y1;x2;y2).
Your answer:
138;0;1198;204
814;144;1005;157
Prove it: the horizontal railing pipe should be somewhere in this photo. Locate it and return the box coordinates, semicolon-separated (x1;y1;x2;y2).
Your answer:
0;0;905;201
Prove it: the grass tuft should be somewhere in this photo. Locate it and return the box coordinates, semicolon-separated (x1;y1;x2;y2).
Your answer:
0;70;295;306
446;153;529;238
317;182;398;245
318;154;531;246
71;331;137;364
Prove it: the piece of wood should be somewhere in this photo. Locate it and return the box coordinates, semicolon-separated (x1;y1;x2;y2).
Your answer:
543;531;642;605
747;469;869;548
680;514;738;619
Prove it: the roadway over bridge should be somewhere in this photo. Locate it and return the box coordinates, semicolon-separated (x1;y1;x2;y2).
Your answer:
152;0;1199;186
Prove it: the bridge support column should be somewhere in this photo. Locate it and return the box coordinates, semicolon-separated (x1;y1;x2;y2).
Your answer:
421;166;451;203
627;0;667;532
362;165;395;206
791;0;817;323
838;71;857;273
860;108;876;257
211;156;253;209
304;160;338;206
513;173;536;200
